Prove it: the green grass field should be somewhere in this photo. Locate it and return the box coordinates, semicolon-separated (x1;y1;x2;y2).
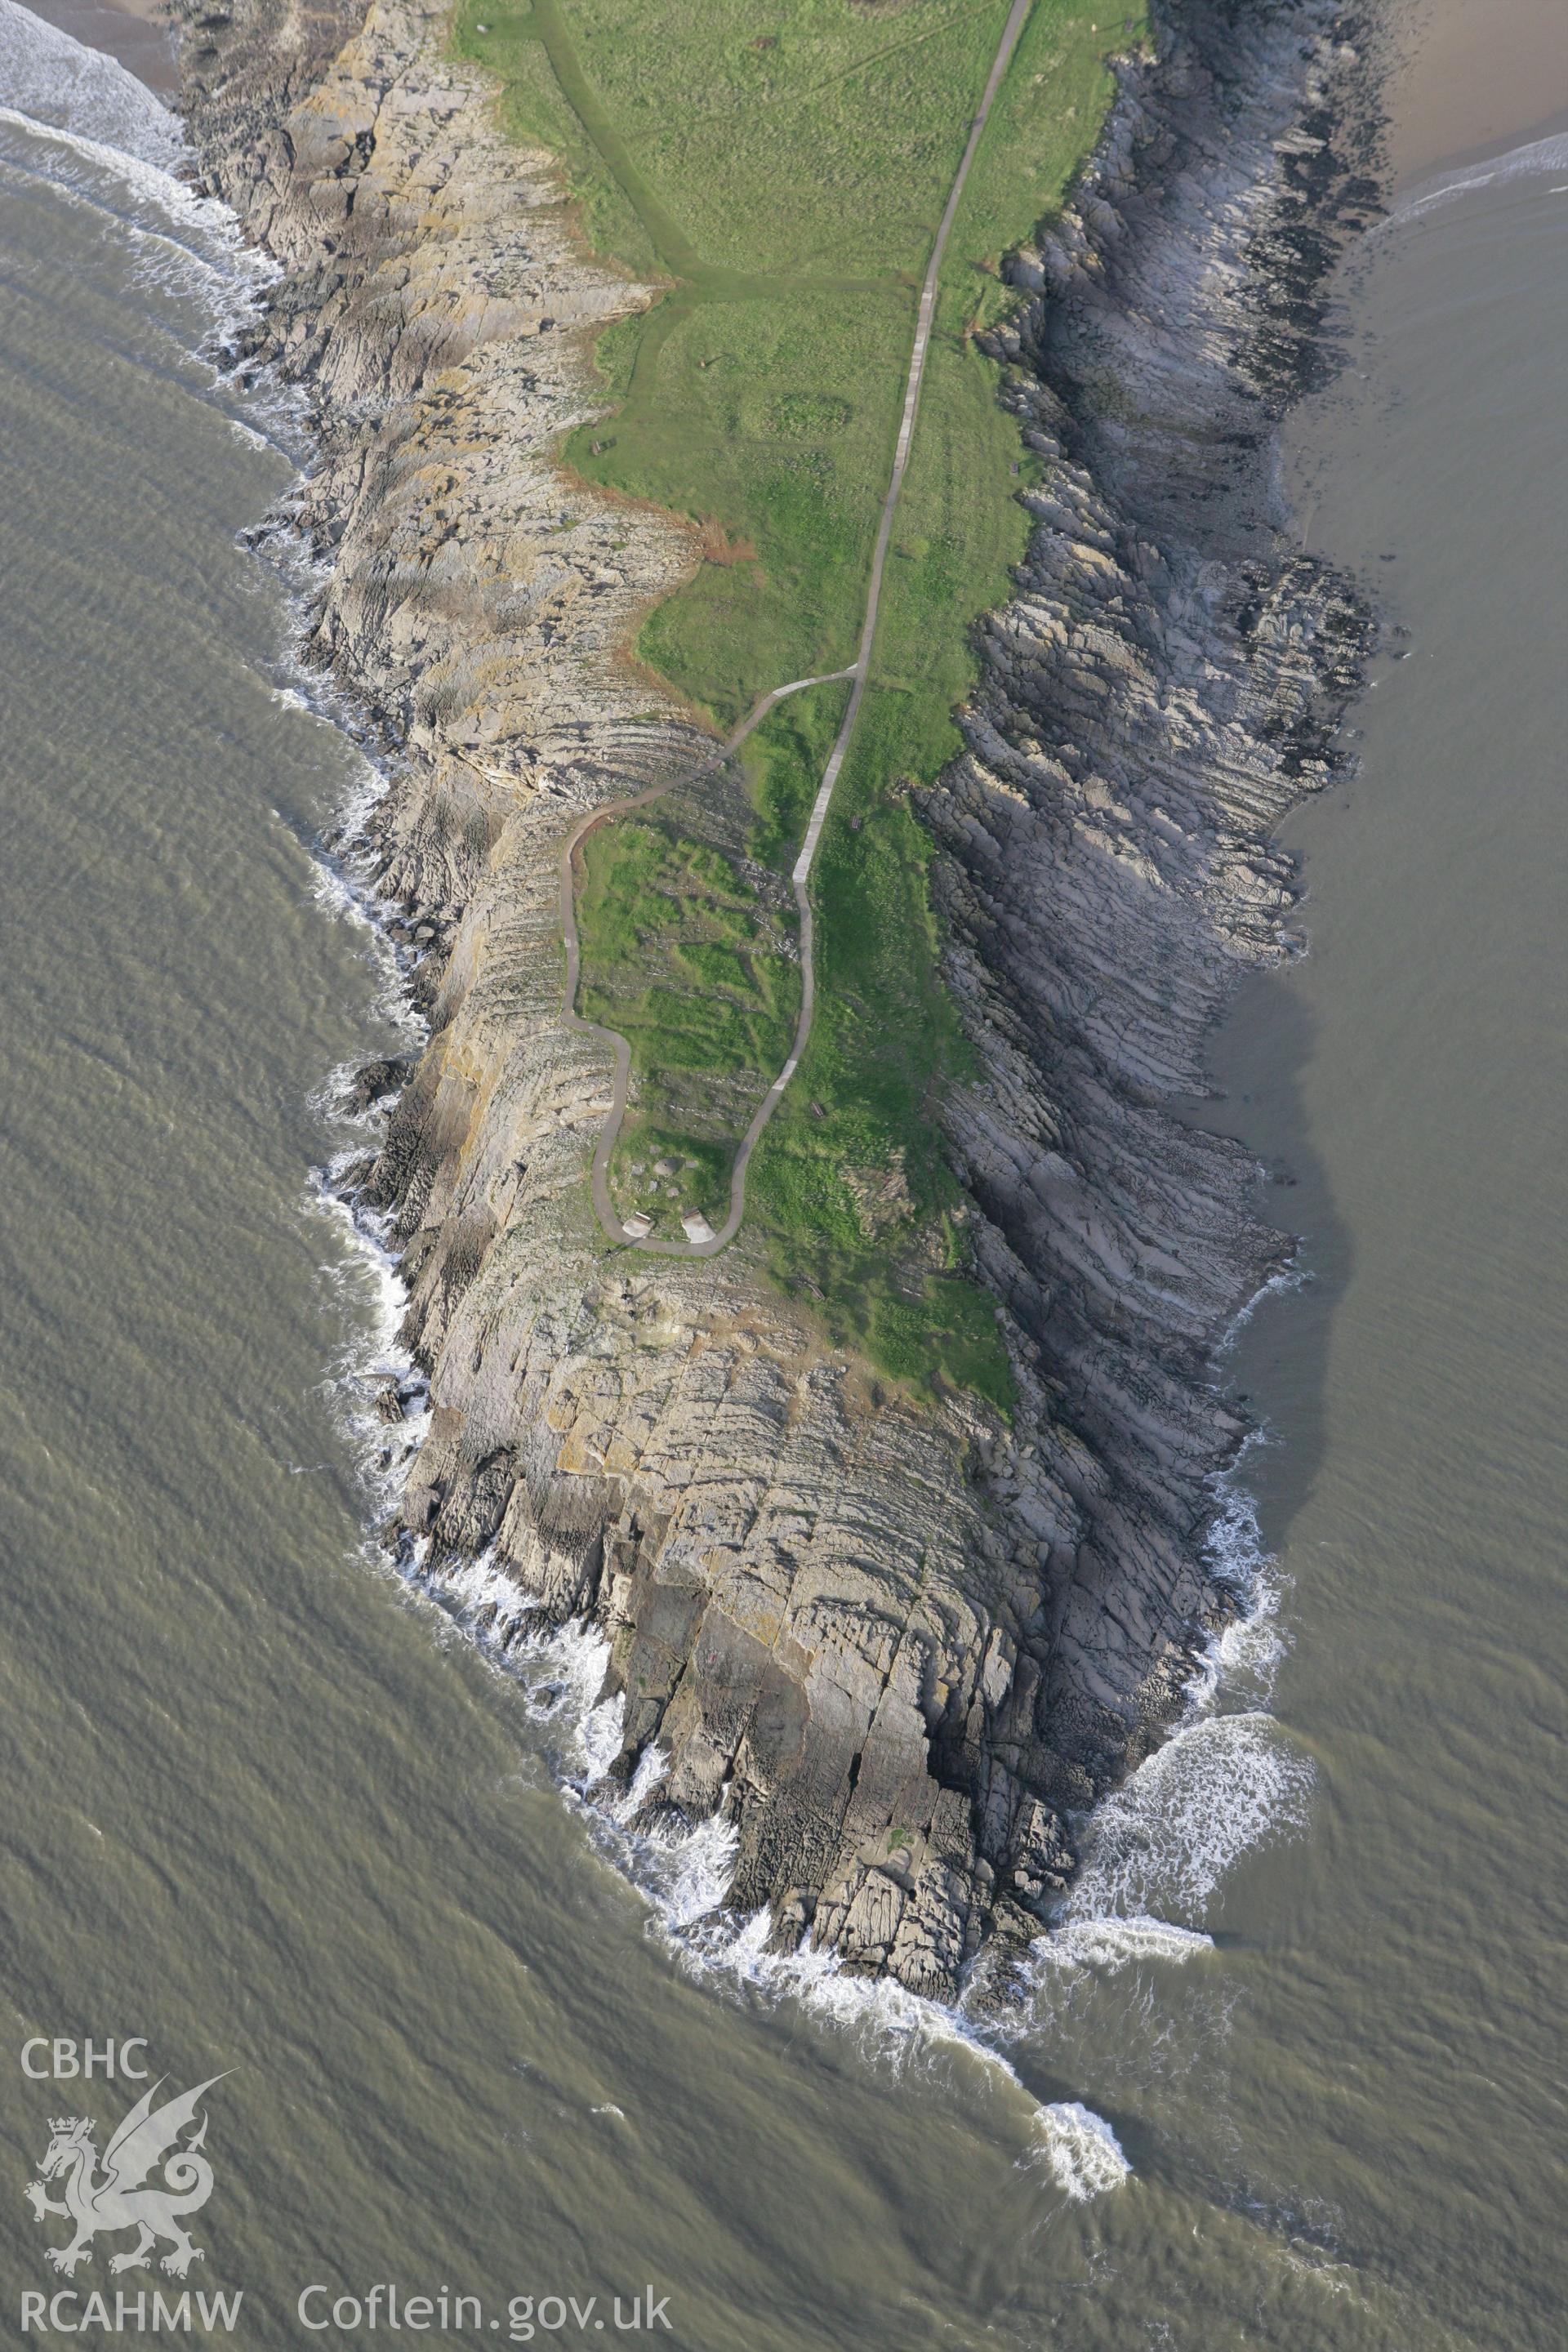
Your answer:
574;679;849;1237
452;0;1145;1405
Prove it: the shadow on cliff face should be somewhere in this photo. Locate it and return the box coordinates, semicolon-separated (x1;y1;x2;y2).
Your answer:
176;0;1386;2001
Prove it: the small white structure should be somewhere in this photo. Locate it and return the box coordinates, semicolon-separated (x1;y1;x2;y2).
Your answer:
623;1210;653;1241
680;1210;716;1244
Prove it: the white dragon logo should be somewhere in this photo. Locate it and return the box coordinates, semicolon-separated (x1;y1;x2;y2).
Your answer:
24;2074;226;2279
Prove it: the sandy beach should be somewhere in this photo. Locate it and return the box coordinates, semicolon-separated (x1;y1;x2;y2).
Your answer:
1384;0;1568;182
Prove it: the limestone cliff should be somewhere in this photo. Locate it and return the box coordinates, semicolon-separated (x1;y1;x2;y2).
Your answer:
178;0;1377;1994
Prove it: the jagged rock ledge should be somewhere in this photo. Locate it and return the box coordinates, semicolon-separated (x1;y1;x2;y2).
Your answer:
177;0;1379;1996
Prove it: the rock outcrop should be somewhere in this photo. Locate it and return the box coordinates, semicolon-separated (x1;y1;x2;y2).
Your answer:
177;0;1377;1995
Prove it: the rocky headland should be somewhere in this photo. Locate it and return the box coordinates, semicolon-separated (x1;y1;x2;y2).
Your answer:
176;0;1379;1995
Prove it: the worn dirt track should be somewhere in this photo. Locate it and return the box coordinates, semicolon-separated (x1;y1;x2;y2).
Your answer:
561;0;1036;1256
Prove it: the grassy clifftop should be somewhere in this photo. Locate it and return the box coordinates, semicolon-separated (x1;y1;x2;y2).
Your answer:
453;0;1142;1405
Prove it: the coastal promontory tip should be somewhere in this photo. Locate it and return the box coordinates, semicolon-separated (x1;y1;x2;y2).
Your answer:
175;0;1379;1993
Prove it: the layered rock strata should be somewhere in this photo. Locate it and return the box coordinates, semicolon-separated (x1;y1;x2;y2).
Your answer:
178;0;1377;1994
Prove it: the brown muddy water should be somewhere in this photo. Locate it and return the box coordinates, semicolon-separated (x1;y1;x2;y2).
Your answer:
0;4;1563;2346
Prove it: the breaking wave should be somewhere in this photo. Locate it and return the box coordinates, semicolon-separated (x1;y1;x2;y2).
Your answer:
207;0;1316;2198
1013;1278;1313;2013
1031;1916;1216;1975
368;1539;1134;2198
0;0;268;296
1027;2102;1133;2202
1217;1259;1309;1354
1196;1455;1292;1705
299;853;1314;2212
1389;129;1568;229
0;0;178;167
269;547;1147;2198
1064;1713;1313;1926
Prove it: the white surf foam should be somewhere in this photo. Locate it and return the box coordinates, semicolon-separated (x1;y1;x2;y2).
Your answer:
1064;1711;1312;1926
415;1544;531;1662
374;1572;1134;2198
1388;130;1568;230
1030;1915;1215;1976
0;0;178;167
1216;1260;1308;1354
278;709;421;1082
0;95;242;246
1194;1454;1292;1706
0;0;289;347
710;1919;1130;2199
286;605;1299;2220
304;837;416;1031
0;0;274;327
618;1304;1301;2034
308;1169;430;1502
343;1474;1141;2199
305;1028;1301;2210
2;12;431;1535
1029;2101;1132;2201
118;0;1278;2167
1011;1420;1300;2016
293;735;430;1502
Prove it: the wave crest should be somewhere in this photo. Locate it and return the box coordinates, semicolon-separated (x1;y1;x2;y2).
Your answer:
1030;2102;1132;2201
0;0;179;167
1066;1712;1313;1925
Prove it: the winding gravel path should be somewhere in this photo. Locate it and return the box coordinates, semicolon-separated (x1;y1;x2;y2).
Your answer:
563;0;1035;1258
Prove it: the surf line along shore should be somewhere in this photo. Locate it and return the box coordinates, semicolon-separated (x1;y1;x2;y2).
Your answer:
558;0;1036;1259
176;0;1383;2004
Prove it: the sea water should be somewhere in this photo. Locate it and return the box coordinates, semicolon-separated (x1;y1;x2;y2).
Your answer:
0;4;1562;2344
